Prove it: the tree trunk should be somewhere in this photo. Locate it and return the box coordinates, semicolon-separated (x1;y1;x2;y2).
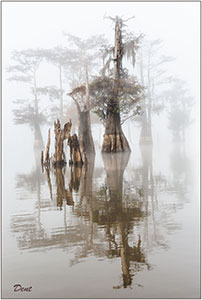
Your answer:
102;111;130;152
102;17;130;153
68;133;84;166
33;71;39;117
34;123;44;150
139;108;153;145
147;72;153;144
78;65;95;154
59;64;64;125
139;50;153;145
78;110;95;154
44;128;51;163
53;119;72;167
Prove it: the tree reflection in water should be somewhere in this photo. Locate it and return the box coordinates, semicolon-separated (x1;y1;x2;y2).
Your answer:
139;145;167;250
68;152;150;289
12;145;48;251
54;167;74;209
11;141;191;290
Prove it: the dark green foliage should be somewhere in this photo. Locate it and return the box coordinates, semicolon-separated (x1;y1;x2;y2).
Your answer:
89;75;144;124
88;16;144;126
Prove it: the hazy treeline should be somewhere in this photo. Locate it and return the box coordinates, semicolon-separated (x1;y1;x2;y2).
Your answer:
7;16;195;154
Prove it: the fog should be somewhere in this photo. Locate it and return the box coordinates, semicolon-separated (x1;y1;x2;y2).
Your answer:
3;2;200;90
2;2;200;298
2;1;200;145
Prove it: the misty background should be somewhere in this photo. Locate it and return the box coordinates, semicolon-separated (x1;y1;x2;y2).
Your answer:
2;1;200;229
2;3;200;298
3;1;200;184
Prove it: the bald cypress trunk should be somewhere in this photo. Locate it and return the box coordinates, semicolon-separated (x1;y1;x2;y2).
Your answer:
102;17;130;153
53;120;72;167
59;64;64;125
34;123;44;150
68;133;84;166
78;110;95;154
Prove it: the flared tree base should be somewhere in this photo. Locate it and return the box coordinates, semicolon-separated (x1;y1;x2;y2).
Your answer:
102;132;131;153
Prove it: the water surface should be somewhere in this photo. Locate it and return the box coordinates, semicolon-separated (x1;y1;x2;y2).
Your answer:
2;128;200;298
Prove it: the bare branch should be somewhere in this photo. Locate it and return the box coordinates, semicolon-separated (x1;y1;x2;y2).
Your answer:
122;16;135;23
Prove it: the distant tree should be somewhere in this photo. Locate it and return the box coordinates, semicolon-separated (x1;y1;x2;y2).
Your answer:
38;47;75;124
165;79;194;141
7;49;43;117
35;85;63;123
136;39;174;144
137;38;173;144
66;34;107;154
7;49;46;149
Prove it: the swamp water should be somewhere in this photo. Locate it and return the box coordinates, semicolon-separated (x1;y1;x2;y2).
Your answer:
2;126;200;298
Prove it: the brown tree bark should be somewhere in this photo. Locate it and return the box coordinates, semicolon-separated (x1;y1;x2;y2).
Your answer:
44;128;51;163
68;133;84;166
102;111;130;152
102;152;130;199
68;66;95;155
102;152;147;288
78;110;95;154
55;168;74;209
69;165;82;192
102;17;130;153
53;119;72;167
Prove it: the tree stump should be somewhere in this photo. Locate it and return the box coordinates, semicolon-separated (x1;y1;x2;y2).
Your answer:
53;119;72;168
68;133;84;166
